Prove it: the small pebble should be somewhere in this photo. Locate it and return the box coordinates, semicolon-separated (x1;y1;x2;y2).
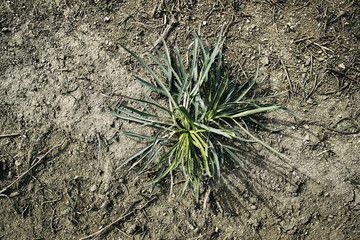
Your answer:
90;185;97;192
261;56;269;66
250;197;257;203
9;192;20;197
338;63;346;70
104;16;111;22
15;160;22;167
250;205;257;210
303;134;310;142
62;207;73;215
100;199;110;209
126;224;137;234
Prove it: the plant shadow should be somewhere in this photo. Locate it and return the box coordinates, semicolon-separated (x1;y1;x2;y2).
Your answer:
207;143;310;220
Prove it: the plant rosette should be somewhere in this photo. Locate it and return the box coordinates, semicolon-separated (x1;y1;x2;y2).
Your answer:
111;29;297;201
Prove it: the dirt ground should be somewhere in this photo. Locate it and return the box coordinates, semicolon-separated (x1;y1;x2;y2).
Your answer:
1;0;359;239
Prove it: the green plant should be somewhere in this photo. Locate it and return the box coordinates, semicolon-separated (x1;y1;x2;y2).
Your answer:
111;30;296;201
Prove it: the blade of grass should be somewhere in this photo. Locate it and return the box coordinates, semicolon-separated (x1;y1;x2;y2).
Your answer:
120;43;178;108
223;145;244;165
225;105;282;119
234;119;291;161
208;140;221;181
116;144;153;170
122;95;174;117
234;72;257;102
118;131;174;141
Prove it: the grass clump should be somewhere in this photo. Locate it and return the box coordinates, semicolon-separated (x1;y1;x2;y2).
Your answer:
111;30;296;201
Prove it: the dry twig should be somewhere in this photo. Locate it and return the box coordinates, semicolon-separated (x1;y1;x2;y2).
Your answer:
79;197;156;240
222;14;235;39
143;18;176;55
225;45;248;79
281;60;294;95
203;188;211;210
0;137;68;195
185;9;214;39
94;133;101;178
305;74;322;100
294;36;314;43
0;132;21;138
295;37;333;53
327;68;358;83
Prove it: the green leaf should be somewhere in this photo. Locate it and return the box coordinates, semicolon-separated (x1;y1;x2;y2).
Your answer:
118;131;174;141
209;140;221;181
121;94;174;117
135;144;164;177
234;73;257;102
120;104;168;121
111;105;171;127
134;76;166;96
194;122;233;139
175;44;187;81
116;144;153;170
227;105;281;119
234;120;291;161
120;43;178;108
223;146;243;165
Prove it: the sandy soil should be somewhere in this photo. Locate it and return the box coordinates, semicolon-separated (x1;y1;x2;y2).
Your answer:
1;0;359;239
